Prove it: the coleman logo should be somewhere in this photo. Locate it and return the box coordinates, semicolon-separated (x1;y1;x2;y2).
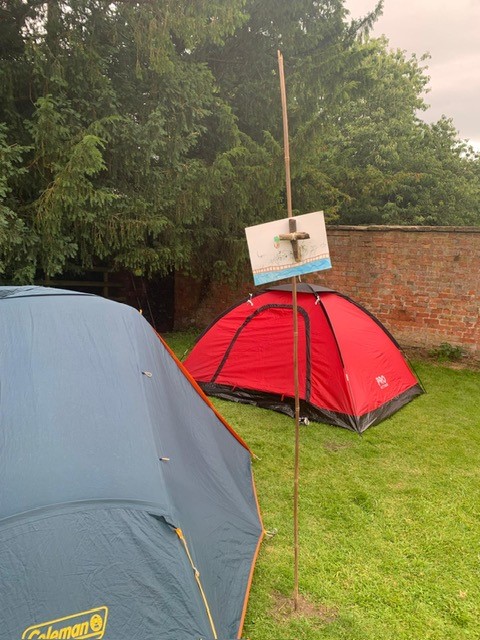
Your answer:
376;375;389;389
22;607;108;639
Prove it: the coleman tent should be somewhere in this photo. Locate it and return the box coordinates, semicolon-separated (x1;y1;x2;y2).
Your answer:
0;286;263;640
184;284;424;433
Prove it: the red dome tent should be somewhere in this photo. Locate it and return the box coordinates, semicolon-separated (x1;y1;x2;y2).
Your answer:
184;284;424;433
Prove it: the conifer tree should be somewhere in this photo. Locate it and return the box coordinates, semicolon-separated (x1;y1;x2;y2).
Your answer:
1;0;478;283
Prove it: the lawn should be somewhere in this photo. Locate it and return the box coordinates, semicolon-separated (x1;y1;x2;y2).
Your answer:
165;333;480;640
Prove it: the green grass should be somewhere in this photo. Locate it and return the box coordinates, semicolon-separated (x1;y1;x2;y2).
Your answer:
165;333;480;640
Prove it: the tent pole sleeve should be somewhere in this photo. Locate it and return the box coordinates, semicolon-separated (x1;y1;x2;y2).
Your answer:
175;528;218;640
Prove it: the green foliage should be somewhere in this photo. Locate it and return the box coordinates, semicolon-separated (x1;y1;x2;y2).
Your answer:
0;0;253;281
199;1;480;227
0;123;34;280
1;0;479;282
429;342;466;362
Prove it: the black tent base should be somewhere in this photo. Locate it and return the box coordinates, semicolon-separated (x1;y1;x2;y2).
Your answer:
200;382;425;434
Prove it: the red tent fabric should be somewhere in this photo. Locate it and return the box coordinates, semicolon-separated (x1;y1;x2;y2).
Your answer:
184;284;424;433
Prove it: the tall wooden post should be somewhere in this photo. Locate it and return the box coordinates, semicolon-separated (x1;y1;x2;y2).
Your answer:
278;49;300;611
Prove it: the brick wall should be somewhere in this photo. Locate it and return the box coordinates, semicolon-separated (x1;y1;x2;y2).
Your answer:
175;226;480;358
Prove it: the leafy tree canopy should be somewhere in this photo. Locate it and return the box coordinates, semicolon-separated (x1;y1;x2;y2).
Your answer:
0;0;479;283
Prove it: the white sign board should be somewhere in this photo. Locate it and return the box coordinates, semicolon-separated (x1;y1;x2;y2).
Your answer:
245;211;331;286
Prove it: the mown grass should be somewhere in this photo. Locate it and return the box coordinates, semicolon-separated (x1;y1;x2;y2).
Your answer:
165;332;480;640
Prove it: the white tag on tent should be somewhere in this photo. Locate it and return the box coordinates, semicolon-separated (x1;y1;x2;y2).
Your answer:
245;211;331;286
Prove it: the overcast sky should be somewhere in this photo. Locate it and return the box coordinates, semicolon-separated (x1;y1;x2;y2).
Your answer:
344;0;480;150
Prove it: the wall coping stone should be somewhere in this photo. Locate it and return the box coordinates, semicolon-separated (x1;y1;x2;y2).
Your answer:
327;225;480;233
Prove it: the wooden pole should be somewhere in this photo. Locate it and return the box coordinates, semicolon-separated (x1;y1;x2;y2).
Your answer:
278;49;300;612
278;51;292;218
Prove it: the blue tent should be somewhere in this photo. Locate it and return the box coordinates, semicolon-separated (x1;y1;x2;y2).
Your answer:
0;287;263;640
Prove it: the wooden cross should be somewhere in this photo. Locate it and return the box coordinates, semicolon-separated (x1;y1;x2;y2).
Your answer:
277;218;310;262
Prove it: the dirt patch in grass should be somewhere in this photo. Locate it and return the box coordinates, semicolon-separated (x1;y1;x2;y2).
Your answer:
270;591;338;625
323;441;353;452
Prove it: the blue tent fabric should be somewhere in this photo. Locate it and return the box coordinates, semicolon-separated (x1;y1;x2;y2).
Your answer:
0;287;263;640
